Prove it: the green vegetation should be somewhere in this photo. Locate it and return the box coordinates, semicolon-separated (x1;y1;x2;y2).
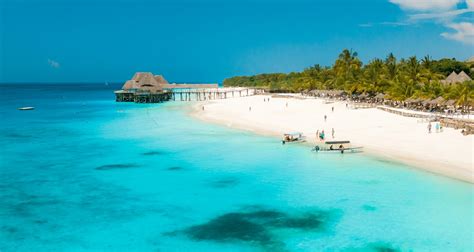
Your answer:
224;49;474;107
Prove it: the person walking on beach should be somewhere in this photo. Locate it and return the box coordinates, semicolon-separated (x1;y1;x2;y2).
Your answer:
324;115;327;122
428;122;432;133
332;128;335;138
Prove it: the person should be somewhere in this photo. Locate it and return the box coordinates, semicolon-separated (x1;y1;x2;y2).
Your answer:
324;115;327;122
332;128;335;138
428;122;432;133
332;106;334;112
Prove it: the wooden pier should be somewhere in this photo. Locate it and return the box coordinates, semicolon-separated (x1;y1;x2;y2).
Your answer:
115;72;264;104
168;88;262;101
115;88;263;103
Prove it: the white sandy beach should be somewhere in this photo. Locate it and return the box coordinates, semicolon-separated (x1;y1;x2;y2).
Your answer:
192;95;474;183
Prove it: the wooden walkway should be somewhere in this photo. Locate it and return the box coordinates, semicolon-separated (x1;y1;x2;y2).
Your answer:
167;88;263;101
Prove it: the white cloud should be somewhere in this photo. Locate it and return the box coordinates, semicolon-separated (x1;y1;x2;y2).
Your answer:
389;0;461;11
48;59;60;68
441;22;474;44
409;8;473;21
388;0;474;45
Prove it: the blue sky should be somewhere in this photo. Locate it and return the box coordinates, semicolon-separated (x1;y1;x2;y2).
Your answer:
1;0;473;83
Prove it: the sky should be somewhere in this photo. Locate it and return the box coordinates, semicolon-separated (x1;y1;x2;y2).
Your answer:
0;0;473;83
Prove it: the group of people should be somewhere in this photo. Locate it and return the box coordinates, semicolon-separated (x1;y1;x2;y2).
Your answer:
316;128;336;141
427;122;443;133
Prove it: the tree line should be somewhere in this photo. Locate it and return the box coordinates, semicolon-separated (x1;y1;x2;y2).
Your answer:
223;49;474;105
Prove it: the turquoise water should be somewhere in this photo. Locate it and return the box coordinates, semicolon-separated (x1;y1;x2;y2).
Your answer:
0;84;472;251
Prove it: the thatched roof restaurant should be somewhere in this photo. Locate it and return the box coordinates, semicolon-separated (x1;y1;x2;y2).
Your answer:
115;72;219;103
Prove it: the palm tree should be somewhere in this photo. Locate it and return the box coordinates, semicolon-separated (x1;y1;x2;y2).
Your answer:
385;53;397;81
455;81;474;113
333;49;362;91
364;58;386;93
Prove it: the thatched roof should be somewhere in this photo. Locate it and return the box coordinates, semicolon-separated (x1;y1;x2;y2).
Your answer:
357;93;368;98
122;72;167;92
374;93;385;99
428;96;445;105
309;90;346;96
154;75;169;85
445;99;456;106
443;71;472;84
406;98;423;104
457;71;472;82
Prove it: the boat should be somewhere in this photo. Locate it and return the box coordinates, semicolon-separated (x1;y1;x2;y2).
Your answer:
282;132;306;144
312;140;363;154
18;107;35;111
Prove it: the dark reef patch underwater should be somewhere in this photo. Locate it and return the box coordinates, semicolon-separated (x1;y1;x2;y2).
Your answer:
95;164;140;170
166;166;184;171
165;207;341;250
209;177;240;188
142;151;166;156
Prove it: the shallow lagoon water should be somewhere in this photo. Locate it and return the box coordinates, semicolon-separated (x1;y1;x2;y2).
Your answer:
0;84;473;251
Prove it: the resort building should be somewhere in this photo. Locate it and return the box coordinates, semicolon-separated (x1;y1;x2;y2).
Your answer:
441;71;472;85
115;72;219;103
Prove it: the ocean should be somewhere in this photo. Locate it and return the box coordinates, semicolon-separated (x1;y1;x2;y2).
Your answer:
0;83;472;251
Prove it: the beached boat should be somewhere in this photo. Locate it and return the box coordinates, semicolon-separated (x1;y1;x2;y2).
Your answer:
282;132;306;144
18;107;35;111
312;140;363;154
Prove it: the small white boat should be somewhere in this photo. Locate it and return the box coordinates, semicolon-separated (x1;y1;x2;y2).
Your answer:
18;107;35;111
282;132;306;144
312;140;363;154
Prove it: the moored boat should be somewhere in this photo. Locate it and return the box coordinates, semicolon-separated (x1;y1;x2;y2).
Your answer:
282;132;306;144
312;140;363;153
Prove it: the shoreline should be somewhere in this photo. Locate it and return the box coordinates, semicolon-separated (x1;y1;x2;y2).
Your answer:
188;95;473;184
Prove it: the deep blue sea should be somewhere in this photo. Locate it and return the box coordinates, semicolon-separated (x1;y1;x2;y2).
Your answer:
0;84;472;251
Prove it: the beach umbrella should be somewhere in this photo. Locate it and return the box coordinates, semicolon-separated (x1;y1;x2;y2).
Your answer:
430;96;445;106
358;93;368;99
445;100;456;106
374;93;385;99
405;98;414;103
